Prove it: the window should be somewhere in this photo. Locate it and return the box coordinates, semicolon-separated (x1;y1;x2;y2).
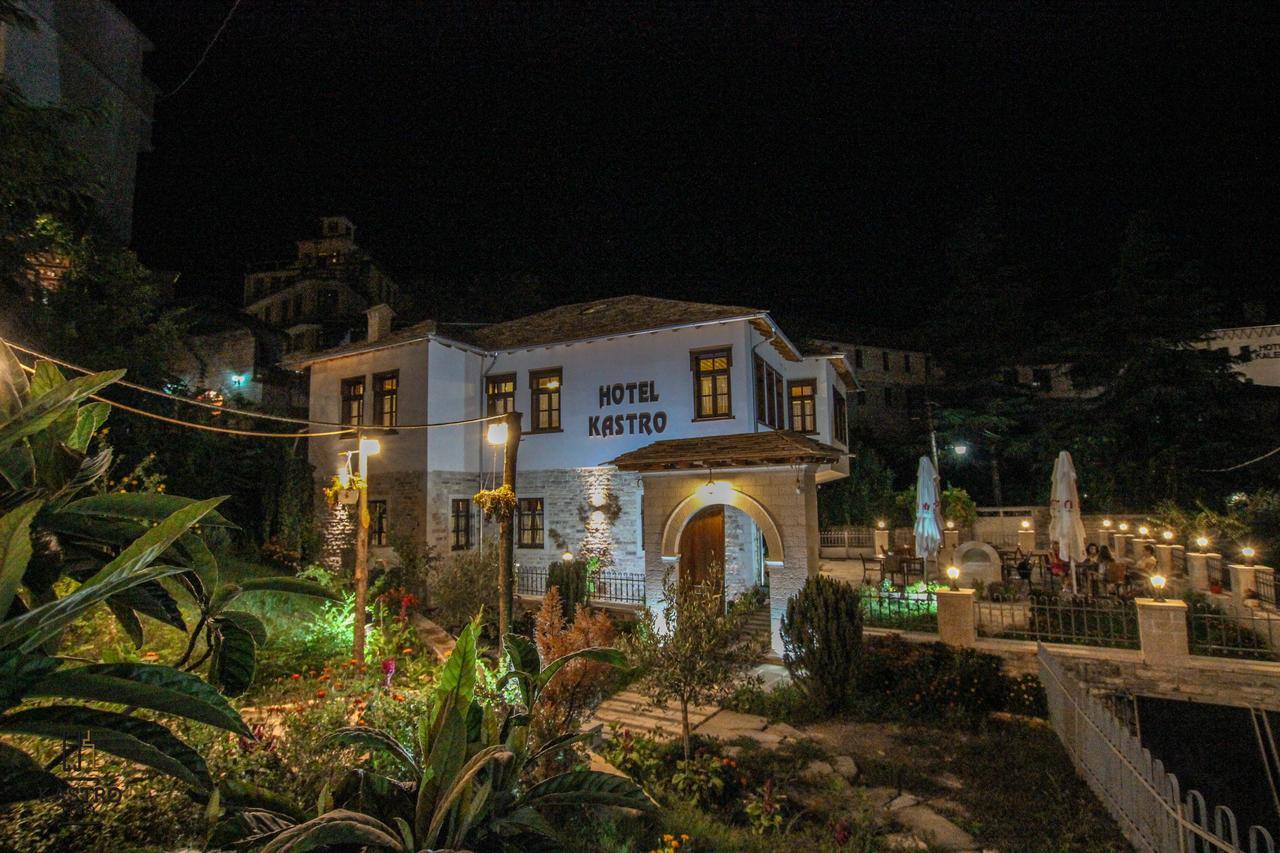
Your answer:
903;354;912;372
832;387;848;445
518;498;544;548
691;348;732;420
368;500;388;546
486;373;516;415
753;355;785;429
340;377;365;425
854;348;864;369
529;369;562;432
788;380;817;433
450;499;472;550
373;371;398;426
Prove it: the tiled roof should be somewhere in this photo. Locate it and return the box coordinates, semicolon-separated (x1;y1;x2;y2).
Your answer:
608;431;843;471
467;295;765;351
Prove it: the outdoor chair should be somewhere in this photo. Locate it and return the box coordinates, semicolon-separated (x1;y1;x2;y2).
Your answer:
859;554;881;586
900;557;926;586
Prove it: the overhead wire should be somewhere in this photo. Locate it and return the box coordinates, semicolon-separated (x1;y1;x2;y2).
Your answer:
2;337;509;432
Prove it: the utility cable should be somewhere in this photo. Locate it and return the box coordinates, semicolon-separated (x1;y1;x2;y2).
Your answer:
2;337;508;431
1196;444;1280;473
160;0;246;100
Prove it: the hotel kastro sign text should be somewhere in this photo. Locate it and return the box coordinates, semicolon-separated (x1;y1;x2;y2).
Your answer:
589;381;669;437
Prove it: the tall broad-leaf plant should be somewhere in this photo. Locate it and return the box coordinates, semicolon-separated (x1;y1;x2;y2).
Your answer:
0;345;333;804
214;620;654;851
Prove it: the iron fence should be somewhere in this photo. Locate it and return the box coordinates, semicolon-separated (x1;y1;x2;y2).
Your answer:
861;590;938;632
515;565;646;606
1171;546;1186;576
1208;554;1231;592
1258;571;1277;609
979;593;1140;649
1040;648;1276;853
1188;601;1279;661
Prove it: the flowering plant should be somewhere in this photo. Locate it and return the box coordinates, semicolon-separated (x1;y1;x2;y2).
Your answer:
323;474;366;508
473;483;517;520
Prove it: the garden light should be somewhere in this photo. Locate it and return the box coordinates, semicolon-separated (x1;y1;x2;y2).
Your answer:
1119;522;1130;532
1150;573;1167;601
1102;518;1113;528
953;443;969;456
360;438;381;457
486;421;509;446
945;519;955;530
561;551;574;562
1020;519;1031;529
1196;535;1210;550
946;565;960;591
1138;525;1150;537
1161;530;1175;541
1242;547;1257;565
877;519;886;529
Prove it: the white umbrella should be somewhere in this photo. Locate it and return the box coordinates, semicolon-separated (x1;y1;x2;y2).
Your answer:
1049;450;1088;594
914;456;942;575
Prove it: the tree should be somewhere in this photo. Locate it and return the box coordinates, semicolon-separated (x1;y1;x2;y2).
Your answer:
817;440;896;526
628;569;760;759
780;575;863;714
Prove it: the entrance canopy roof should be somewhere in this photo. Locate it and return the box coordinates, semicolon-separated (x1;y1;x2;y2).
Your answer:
607;431;843;472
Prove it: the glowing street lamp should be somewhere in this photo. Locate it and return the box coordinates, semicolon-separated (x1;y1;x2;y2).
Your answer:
1102;518;1113;529
953;443;969;456
1118;522;1130;532
1161;530;1175;542
486;421;509;447
1195;535;1211;551
1020;519;1032;530
946;565;960;591
1150;573;1167;602
1242;546;1258;566
1138;525;1150;538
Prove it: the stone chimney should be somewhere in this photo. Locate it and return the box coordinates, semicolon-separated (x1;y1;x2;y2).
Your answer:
365;304;395;342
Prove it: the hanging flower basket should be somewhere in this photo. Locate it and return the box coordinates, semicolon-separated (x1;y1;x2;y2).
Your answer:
324;474;367;509
474;484;518;521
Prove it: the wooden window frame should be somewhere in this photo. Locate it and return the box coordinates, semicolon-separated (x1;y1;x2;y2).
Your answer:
368;499;388;546
517;497;544;549
450;499;472;551
529;368;562;433
788;379;817;434
691;347;734;421
832;386;848;446
485;373;516;416
340;376;365;426
753;355;788;429
372;370;399;427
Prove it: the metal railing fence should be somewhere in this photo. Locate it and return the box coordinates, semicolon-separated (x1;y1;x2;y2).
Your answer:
1040;648;1276;853
515;565;646;606
819;527;875;550
1188;601;1279;662
979;593;1140;649
861;590;938;632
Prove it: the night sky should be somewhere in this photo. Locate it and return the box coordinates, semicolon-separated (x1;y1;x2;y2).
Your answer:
117;1;1280;338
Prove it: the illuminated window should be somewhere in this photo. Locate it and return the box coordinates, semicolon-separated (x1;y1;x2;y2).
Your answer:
340;377;364;425
368;500;388;546
486;373;516;416
450;499;472;550
373;371;398;426
692;348;732;420
789;380;817;433
518;498;544;548
832;387;848;445
529;369;561;433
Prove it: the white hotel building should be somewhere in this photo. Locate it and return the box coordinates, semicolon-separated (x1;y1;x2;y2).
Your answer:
289;296;852;652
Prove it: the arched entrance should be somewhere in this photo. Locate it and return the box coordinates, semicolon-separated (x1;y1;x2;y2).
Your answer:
679;505;725;594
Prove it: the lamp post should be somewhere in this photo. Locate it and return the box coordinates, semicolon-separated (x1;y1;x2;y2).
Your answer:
489;411;521;636
352;432;381;664
946;564;960;591
1150;572;1167;602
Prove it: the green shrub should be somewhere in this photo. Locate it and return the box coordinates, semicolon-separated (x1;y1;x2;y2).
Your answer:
427;549;499;635
780;575;864;713
547;557;590;619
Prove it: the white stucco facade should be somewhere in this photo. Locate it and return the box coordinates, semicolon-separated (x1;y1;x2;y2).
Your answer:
1205;324;1280;387
294;297;850;613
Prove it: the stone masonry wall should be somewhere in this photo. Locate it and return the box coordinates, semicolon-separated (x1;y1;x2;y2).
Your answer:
724;505;761;601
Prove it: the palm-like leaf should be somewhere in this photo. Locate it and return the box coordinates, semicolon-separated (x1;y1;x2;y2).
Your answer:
27;662;250;735
0;742;66;804
0;499;41;616
323;726;420;777
0;368;124;454
260;809;406;853
515;768;657;811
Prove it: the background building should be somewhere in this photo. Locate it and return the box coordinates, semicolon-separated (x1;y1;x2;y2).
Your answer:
242;216;401;356
1205;324;1280;388
810;338;938;434
0;0;155;241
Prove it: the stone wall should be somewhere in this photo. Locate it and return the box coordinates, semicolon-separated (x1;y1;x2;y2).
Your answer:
724;505;762;601
511;468;645;574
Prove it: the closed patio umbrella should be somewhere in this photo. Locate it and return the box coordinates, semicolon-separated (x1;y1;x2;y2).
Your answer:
914;456;942;575
1049;450;1087;594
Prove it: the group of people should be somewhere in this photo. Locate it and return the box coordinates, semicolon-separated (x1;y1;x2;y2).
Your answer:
1018;541;1160;596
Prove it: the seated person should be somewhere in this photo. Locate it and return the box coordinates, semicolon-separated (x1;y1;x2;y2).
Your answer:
1136;543;1158;576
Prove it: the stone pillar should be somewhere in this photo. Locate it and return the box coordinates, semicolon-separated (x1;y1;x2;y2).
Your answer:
1230;564;1258;611
1135;598;1190;665
873;527;890;555
1186;551;1210;590
1017;528;1036;553
942;528;960;567
936;588;977;647
1096;527;1112;548
1113;532;1129;557
1155;544;1174;575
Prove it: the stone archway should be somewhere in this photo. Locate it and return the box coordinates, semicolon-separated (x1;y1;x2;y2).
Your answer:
660;486;785;568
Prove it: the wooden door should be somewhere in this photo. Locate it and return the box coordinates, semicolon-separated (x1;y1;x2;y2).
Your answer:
680;506;725;594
